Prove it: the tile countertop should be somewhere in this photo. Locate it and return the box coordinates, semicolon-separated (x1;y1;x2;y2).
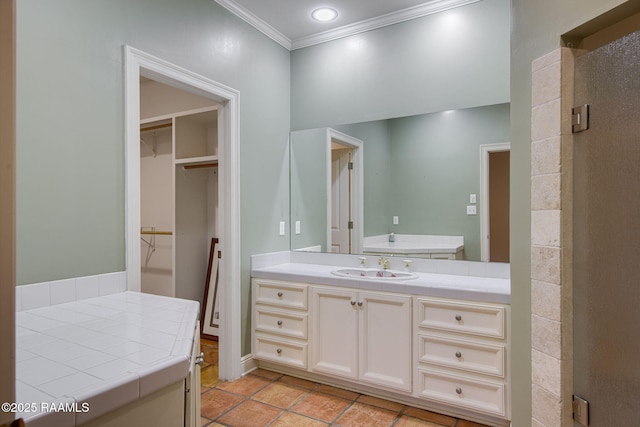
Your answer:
15;291;199;427
251;261;510;304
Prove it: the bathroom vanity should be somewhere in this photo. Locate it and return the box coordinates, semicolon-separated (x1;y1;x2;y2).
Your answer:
15;291;201;427
251;251;510;427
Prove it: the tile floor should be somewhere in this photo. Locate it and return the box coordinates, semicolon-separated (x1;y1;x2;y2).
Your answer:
199;339;491;427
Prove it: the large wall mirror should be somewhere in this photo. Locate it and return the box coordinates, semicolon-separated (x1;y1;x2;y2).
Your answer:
290;102;511;262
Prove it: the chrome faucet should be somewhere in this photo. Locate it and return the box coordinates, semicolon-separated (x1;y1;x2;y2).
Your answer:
378;256;390;270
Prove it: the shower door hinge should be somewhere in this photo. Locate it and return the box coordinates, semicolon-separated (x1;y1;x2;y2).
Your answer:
573;395;589;426
348;162;353;170
348;221;354;229
572;104;590;133
217;250;222;259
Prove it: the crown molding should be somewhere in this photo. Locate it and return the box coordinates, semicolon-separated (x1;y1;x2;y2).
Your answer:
215;0;292;50
215;0;482;51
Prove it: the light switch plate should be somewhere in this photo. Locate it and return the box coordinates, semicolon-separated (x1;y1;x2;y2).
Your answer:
470;194;477;204
279;221;286;236
466;205;477;215
295;221;301;235
393;216;399;225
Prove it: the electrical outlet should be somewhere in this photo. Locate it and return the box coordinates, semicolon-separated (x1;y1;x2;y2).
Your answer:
295;221;301;235
466;205;477;215
470;194;477;204
393;216;399;225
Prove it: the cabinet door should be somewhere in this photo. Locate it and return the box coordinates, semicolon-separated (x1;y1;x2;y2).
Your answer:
358;292;412;392
310;287;358;379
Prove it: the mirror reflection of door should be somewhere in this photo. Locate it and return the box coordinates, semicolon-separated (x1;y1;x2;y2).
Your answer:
331;144;352;253
488;150;510;262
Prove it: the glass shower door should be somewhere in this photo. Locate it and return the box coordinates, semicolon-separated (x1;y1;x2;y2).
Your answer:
573;30;640;426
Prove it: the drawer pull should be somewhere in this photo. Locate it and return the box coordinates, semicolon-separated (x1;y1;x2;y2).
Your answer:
350;300;356;306
277;320;283;326
455;314;462;321
357;301;363;307
456;387;463;395
276;348;282;354
277;292;284;297
455;351;462;358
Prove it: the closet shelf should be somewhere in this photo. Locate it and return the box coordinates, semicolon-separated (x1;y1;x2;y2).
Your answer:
175;155;218;169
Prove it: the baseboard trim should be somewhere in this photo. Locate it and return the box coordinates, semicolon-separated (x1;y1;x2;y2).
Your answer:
241;354;257;375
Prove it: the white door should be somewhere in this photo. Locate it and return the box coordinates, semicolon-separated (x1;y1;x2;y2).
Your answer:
358;292;413;392
331;148;351;253
310;286;358;379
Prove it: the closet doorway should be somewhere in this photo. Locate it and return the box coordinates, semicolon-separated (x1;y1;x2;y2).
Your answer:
480;143;510;263
124;46;241;380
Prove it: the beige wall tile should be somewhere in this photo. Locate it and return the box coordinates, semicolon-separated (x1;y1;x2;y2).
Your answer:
532;384;562;427
531;210;561;247
532;174;561;211
532;137;561;176
532;99;561;142
531;246;561;284
532;61;561;106
532;314;562;359
532;49;561;73
532;349;561;398
532;280;561;321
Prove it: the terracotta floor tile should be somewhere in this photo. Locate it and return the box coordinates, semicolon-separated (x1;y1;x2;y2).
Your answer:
335;402;399;427
200;416;211;426
402;407;457;426
315;384;359;401
201;364;220;387
217;400;283;427
250;368;284;381
455;419;492;427
356;395;404;412
279;375;319;390
216;374;271;396
394;415;442;427
252;382;309;409
270;412;330;427
291;391;351;423
200;388;244;419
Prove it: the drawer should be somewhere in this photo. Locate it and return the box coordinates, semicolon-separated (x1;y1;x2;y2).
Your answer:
416;298;505;339
253;279;308;310
417;333;505;377
255;308;307;339
417;367;505;417
254;334;307;369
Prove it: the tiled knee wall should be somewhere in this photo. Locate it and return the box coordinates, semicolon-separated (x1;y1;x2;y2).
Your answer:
15;271;127;311
530;48;580;427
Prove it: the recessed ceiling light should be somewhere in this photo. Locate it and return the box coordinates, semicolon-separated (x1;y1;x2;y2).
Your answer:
311;7;338;22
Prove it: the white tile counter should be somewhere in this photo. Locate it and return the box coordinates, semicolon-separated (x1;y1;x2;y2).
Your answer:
251;251;510;304
15;291;199;427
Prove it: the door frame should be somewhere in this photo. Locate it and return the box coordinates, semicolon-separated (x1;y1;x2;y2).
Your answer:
479;142;510;262
124;46;242;380
326;129;363;254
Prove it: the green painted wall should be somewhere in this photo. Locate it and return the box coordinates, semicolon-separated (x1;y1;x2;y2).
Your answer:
510;1;627;425
16;0;291;356
290;0;510;131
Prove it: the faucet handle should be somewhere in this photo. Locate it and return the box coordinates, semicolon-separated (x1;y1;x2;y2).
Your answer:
402;259;413;268
358;256;367;265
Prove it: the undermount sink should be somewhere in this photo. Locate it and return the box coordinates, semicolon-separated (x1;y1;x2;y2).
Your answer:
331;268;418;280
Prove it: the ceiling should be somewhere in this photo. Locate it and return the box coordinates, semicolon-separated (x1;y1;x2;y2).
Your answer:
214;0;481;50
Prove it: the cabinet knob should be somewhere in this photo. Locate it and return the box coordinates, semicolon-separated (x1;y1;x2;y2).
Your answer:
456;387;463;395
455;314;462;321
350;300;356;306
277;320;283;326
277;292;283;297
357;301;363;307
276;348;282;354
195;352;205;366
455;351;462;358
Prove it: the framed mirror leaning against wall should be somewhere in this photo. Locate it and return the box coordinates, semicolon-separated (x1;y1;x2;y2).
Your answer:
289;103;511;263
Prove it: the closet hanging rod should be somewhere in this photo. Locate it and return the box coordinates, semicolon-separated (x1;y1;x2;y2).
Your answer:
140;122;172;132
182;162;218;170
140;230;173;235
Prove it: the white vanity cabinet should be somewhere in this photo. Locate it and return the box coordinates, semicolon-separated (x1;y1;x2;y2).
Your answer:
414;297;510;419
252;279;309;369
310;286;412;392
